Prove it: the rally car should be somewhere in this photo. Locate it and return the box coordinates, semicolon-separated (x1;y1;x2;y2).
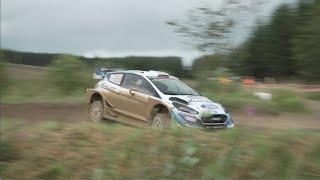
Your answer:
86;69;234;129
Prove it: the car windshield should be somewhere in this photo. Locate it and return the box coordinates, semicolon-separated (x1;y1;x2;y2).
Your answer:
151;78;199;96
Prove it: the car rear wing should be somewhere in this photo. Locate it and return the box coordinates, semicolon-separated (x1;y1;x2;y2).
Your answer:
93;67;124;80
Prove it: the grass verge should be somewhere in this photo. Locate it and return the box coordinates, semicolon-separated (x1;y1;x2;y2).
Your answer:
305;92;320;101
203;88;306;115
1;119;319;179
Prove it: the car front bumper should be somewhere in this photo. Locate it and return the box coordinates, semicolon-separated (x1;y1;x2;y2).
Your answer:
170;108;234;129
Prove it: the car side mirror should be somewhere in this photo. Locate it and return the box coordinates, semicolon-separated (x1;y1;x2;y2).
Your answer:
129;88;138;95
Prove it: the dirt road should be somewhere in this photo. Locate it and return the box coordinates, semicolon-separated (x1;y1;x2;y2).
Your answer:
1;103;87;122
2;102;320;131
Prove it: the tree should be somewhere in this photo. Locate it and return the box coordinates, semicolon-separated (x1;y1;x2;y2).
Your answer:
293;0;320;81
48;55;91;94
167;0;266;54
230;4;297;79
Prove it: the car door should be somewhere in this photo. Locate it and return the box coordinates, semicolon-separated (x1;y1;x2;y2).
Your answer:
120;73;159;121
102;73;129;113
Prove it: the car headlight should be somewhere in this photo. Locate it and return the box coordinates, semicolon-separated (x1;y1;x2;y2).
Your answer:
179;112;197;122
172;102;199;115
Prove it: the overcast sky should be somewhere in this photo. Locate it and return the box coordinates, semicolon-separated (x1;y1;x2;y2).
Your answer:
1;0;293;66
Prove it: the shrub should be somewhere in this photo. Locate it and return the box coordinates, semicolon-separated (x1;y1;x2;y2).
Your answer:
271;89;305;112
0;55;9;95
48;55;91;94
0;140;17;162
39;163;69;180
203;88;305;115
2;121;320;179
305;92;320;101
192;55;224;78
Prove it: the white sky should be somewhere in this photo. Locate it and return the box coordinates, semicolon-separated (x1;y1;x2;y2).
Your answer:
1;0;294;66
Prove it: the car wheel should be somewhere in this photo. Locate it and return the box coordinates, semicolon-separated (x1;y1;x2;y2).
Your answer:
151;113;170;129
89;100;104;122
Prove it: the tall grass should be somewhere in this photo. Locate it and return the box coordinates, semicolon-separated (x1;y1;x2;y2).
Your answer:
1;120;319;179
198;79;306;114
305;92;320;101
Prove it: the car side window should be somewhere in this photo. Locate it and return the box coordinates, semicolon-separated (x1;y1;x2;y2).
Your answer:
108;73;123;85
122;74;157;97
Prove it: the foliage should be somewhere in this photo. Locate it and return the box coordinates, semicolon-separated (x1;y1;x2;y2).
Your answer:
229;5;296;79
271;89;305;112
0;140;17;162
1;120;320;179
292;0;320;81
305;92;320;101
47;55;92;94
192;55;224;78
1;49;185;78
0;53;9;95
201;86;305;114
167;0;266;53
228;0;320;81
39;163;70;180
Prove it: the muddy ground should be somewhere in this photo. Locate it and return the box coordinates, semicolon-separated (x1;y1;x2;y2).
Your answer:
2;101;320;131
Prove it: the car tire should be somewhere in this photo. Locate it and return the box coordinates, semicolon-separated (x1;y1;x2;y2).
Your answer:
89;100;104;122
151;112;171;129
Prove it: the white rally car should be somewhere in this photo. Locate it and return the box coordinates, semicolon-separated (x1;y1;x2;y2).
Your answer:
87;69;234;129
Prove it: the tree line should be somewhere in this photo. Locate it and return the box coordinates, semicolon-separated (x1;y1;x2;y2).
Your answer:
0;49;183;77
227;0;319;81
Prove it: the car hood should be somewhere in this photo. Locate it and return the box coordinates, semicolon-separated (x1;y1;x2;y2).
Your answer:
167;95;227;115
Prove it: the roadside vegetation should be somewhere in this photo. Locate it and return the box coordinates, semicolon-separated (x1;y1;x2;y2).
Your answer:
1;60;309;115
2;56;93;103
193;68;307;115
305;92;320;101
1;119;319;179
47;55;92;95
202;88;306;115
1;1;320;179
0;53;9;95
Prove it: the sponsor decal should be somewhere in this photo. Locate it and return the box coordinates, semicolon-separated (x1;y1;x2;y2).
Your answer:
201;103;218;109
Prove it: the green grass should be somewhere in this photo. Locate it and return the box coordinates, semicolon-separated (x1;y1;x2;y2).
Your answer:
201;84;307;115
1;119;319;179
2;63;93;104
305;92;320;101
2;78;86;104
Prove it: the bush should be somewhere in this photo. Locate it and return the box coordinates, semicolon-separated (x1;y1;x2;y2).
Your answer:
271;89;305;112
305;92;320;101
2;121;320;179
39;163;70;180
192;55;224;78
196;68;239;93
48;55;91;94
203;88;305;115
0;140;17;162
0;55;9;95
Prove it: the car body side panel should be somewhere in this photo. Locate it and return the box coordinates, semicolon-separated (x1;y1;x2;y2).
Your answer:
119;89;149;121
87;88;170;127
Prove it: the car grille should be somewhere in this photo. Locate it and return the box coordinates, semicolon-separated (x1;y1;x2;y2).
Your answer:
201;114;228;128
